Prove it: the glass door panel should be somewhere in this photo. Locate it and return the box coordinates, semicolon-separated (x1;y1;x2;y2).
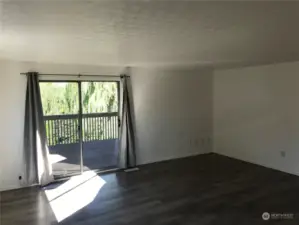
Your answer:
40;82;82;178
81;81;119;171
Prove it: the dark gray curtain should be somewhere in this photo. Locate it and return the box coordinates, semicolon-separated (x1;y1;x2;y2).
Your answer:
23;72;53;186
118;75;136;169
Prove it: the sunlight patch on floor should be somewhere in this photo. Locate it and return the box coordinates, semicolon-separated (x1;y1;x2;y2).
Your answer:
44;171;106;223
49;154;67;164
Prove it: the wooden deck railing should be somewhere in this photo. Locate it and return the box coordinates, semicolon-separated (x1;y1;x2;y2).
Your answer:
44;112;119;146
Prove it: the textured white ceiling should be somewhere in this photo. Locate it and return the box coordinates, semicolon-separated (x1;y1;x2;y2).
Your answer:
0;1;299;68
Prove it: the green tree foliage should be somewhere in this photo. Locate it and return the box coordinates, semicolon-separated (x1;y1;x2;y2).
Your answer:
39;82;118;145
81;82;118;113
64;83;79;114
40;82;118;115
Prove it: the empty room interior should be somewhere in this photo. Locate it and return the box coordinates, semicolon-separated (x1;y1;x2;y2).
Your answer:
1;0;299;224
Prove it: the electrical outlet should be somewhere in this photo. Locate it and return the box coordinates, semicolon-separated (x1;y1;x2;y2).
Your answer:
207;137;211;144
280;151;286;158
194;139;199;147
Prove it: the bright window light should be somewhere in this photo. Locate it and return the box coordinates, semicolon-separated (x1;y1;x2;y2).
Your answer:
44;171;106;223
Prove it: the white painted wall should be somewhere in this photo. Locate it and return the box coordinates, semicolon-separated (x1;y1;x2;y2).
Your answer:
213;61;299;176
130;67;213;165
0;60;212;191
0;61;27;192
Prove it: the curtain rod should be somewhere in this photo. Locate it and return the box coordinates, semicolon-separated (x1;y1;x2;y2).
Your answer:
20;73;129;78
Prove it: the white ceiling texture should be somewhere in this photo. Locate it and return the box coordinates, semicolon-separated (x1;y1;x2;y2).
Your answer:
0;0;299;68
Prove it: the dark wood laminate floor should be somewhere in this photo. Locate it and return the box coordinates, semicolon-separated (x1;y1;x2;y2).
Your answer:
1;153;299;225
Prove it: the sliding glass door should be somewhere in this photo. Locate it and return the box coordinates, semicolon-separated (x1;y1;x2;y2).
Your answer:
81;81;119;171
39;80;120;179
40;82;82;178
